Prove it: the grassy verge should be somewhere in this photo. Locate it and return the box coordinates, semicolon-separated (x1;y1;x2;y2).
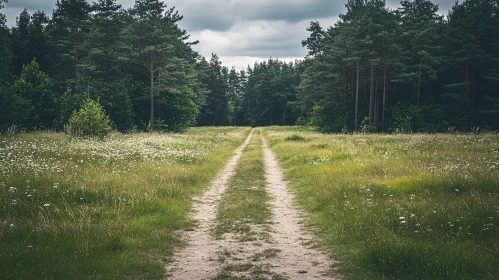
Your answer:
213;129;284;280
264;127;499;280
215;129;271;241
0;127;251;280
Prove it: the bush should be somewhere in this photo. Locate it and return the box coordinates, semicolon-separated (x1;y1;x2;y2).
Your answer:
68;99;112;137
285;134;308;142
360;116;378;133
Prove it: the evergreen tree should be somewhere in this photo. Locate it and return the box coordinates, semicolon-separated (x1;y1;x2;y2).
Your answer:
301;21;325;57
124;0;197;129
12;59;56;129
0;0;18;131
445;0;499;128
46;0;91;91
241;58;300;127
28;11;49;72
198;54;229;126
79;0;134;131
236;69;248;125
0;0;10;82
11;9;49;75
193;56;210;114
11;9;31;75
397;0;444;106
227;67;240;126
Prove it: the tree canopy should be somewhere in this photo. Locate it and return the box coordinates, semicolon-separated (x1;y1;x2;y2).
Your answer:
1;0;498;133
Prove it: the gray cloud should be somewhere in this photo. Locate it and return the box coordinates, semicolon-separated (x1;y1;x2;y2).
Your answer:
2;0;459;69
235;0;344;22
165;0;344;32
386;0;457;12
3;0;54;26
4;0;52;11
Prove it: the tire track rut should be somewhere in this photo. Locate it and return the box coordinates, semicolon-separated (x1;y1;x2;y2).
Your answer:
166;130;340;279
166;129;254;279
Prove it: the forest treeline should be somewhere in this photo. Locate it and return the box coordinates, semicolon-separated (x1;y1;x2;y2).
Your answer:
299;0;499;132
0;0;498;133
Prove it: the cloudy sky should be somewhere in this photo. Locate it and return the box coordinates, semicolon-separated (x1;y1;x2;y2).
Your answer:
3;0;456;69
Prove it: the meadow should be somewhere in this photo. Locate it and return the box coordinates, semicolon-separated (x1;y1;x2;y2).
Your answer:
2;126;498;279
264;127;499;279
0;127;251;280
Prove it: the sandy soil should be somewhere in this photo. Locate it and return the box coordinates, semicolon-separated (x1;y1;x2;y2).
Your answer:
165;131;340;279
166;129;254;279
260;136;339;279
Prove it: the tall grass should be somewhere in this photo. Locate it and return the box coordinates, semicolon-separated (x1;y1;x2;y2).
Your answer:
0;127;251;280
264;127;499;280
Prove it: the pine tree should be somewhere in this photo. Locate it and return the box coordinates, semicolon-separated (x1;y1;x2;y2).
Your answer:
445;0;499;128
198;54;229;126
79;0;134;131
28;11;49;72
12;59;56;129
397;0;444;106
301;21;325;57
227;67;240;126
46;0;91;91
124;0;197;129
11;9;31;75
11;9;50;75
0;0;10;83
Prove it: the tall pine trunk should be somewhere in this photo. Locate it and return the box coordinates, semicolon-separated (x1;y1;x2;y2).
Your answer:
352;70;355;99
382;65;387;131
472;66;476;111
369;64;374;125
374;71;378;127
149;59;154;128
344;71;349;125
417;67;421;106
355;60;360;130
336;82;340;117
283;101;286;126
466;64;469;97
345;71;349;99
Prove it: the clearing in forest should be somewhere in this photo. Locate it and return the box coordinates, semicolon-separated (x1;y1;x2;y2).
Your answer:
167;129;339;279
3;127;496;279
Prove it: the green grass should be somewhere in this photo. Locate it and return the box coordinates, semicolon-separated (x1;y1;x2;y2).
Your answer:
215;129;271;241
250;249;280;261
212;131;287;280
211;263;287;280
0;127;251;280
263;127;499;280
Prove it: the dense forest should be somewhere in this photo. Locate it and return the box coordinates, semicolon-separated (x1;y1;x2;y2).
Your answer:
0;0;498;133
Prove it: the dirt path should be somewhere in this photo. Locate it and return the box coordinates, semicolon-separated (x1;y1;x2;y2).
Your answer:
261;136;339;279
166;131;339;279
166;129;254;279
